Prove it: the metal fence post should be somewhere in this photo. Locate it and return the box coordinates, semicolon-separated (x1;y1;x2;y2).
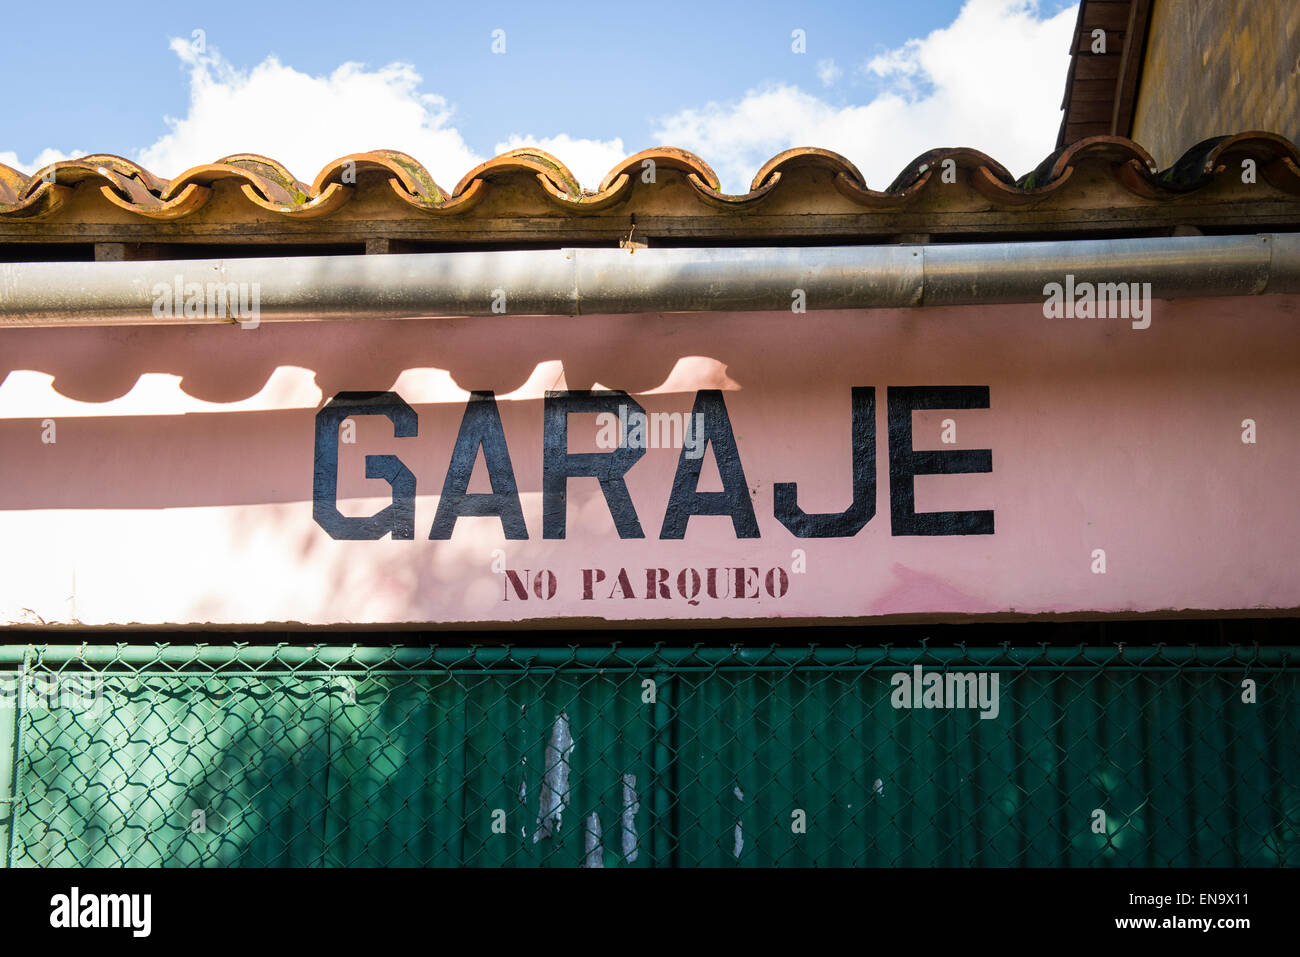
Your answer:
0;651;29;868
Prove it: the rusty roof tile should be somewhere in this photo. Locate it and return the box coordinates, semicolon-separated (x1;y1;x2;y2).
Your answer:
1;136;1296;224
1;136;1298;249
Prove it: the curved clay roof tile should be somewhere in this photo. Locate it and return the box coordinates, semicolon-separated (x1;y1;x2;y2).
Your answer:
1;135;1298;223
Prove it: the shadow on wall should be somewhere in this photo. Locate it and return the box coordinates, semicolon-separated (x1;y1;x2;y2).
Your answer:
3;298;1297;513
3;300;1300;625
0;312;727;405
0;311;776;511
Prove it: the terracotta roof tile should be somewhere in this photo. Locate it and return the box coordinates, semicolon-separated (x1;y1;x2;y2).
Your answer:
1;135;1297;249
2;135;1296;220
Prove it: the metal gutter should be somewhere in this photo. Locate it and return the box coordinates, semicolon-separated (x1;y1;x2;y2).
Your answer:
2;233;1299;326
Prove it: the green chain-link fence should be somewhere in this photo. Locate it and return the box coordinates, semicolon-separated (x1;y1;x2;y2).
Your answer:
0;643;1295;867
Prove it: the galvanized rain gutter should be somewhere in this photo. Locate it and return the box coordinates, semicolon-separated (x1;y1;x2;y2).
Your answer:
2;233;1299;326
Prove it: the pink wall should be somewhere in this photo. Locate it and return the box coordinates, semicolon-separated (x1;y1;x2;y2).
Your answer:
1;295;1298;628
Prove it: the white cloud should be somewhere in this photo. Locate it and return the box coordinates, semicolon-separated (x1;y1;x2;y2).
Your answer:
815;58;843;87
654;0;1076;192
136;39;484;188
5;0;1075;198
0;148;81;176
493;133;629;191
133;42;626;191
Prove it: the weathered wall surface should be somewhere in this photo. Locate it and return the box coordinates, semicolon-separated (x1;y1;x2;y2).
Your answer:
1;297;1298;627
1133;0;1300;167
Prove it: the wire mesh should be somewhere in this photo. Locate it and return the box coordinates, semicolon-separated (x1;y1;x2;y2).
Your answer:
0;643;1295;867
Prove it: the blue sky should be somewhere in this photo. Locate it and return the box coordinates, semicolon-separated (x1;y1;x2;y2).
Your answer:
0;0;1079;193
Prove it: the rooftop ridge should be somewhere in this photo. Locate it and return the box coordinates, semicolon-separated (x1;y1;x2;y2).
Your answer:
2;134;1297;223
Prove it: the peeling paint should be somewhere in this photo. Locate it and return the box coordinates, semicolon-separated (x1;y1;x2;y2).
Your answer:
621;773;639;863
518;707;529;806
531;712;573;843
518;750;529;839
583;812;603;868
733;784;744;858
